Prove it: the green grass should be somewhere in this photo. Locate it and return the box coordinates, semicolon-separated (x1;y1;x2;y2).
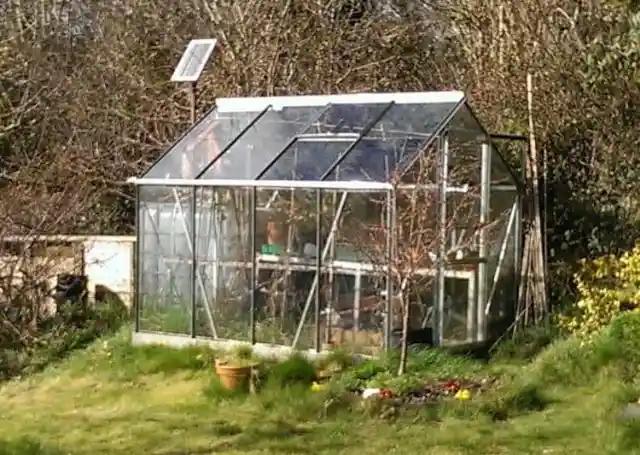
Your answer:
2;315;640;455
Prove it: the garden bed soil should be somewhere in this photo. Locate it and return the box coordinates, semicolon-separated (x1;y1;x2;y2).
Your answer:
349;377;497;407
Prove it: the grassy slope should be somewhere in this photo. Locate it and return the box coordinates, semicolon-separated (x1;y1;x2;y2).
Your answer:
1;327;640;455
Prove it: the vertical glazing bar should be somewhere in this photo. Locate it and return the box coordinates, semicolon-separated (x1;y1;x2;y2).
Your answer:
250;187;257;344
134;186;141;333
434;135;448;346
315;190;323;352
384;189;394;351
353;272;361;334
190;187;197;338
477;143;491;342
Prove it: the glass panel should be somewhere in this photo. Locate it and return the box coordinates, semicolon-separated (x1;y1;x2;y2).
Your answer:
302;102;394;135
320;272;385;355
259;141;355;181
194;187;252;340
201;106;324;180
492;139;524;186
442;274;475;343
325;102;458;182
442;189;481;344
485;189;518;298
253;188;319;347
447;104;485;187
492;147;517;186
257;103;393;181
485;189;518;337
144;110;261;179
322;191;386;264
318;190;388;354
138;186;194;334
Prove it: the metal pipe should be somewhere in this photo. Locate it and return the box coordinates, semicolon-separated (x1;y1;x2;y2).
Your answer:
190;187;197;337
249;187;257;344
434;135;449;346
314;190;323;352
477;142;492;341
489;132;528;142
134;186;141;332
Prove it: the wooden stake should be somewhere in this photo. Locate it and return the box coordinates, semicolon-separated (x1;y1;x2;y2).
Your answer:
526;72;548;322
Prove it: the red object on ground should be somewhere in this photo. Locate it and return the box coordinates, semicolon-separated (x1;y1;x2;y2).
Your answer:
442;380;461;393
379;389;393;399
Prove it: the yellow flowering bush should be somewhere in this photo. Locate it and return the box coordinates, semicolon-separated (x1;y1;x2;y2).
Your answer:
558;243;640;339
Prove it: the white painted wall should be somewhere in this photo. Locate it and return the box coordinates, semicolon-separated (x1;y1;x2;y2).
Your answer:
82;236;135;308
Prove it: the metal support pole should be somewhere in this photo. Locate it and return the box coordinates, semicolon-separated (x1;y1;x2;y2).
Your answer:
188;83;197;125
134;187;141;332
434;135;449;346
315;190;323;352
190;188;197;337
477;142;491;341
249;187;257;344
354;272;362;333
384;190;394;350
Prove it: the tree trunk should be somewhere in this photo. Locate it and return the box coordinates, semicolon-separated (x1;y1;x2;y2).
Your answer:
397;292;411;376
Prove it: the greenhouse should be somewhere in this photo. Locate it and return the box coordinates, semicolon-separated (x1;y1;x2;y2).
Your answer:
127;91;523;355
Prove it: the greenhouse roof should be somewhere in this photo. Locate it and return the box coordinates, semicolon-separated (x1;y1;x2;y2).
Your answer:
130;91;489;189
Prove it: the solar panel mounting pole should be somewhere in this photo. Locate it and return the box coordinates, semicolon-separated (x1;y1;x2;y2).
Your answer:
170;38;218;337
170;38;218;125
188;83;197;125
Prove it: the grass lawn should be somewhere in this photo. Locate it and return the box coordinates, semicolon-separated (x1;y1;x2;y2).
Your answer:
1;324;640;455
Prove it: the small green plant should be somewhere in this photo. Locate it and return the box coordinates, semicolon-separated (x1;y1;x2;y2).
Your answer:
0;437;64;455
216;344;257;367
267;353;317;388
491;326;559;362
316;348;357;372
479;381;549;421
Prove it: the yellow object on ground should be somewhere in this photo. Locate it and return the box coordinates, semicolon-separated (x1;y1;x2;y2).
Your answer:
311;382;326;392
455;389;471;400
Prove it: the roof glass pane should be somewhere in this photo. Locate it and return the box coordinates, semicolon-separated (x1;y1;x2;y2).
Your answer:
199;106;325;180
323;101;458;182
143;109;260;179
258;103;393;181
258;141;355;181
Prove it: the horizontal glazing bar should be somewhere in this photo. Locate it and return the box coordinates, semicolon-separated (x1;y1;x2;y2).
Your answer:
127;177;393;191
215;91;465;113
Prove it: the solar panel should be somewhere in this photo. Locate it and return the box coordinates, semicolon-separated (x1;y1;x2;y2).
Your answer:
170;39;217;83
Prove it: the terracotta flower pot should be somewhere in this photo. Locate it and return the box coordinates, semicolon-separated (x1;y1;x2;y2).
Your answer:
214;359;253;391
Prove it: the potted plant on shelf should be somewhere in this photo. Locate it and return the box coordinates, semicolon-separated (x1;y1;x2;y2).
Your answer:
214;345;258;392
